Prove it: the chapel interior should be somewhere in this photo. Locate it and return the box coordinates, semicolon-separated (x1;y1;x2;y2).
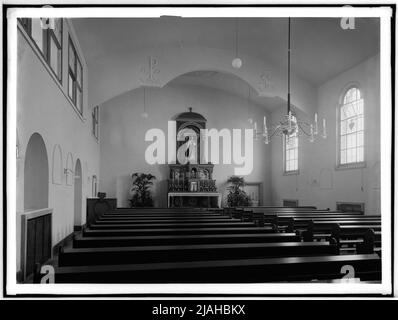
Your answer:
15;16;382;283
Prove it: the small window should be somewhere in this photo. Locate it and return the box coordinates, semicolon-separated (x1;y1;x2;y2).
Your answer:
284;115;298;174
92;106;99;140
68;37;83;114
338;87;364;167
18;18;63;82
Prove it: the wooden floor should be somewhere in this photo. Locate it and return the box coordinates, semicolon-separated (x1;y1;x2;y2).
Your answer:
37;207;381;283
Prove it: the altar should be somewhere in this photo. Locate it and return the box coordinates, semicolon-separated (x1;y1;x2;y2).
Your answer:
167;192;222;208
167;108;220;208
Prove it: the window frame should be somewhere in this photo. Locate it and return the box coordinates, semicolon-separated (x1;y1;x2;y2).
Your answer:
68;36;83;115
336;85;366;170
283;116;299;175
18;18;63;83
46;19;63;81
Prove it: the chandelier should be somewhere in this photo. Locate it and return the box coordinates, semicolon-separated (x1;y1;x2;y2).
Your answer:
253;17;327;144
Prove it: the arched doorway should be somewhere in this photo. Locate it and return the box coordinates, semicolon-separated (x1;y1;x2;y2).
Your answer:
23;133;50;279
24;133;49;210
74;159;83;230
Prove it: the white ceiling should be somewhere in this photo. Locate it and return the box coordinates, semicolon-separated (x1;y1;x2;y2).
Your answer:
73;17;379;84
72;17;379;107
168;71;285;111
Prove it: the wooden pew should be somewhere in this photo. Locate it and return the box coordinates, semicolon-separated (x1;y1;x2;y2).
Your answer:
107;208;217;216
247;209;351;216
114;207;209;212
273;212;363;218
330;225;381;254
82;226;276;237
88;221;260;230
286;217;381;232
231;208;331;218
95;218;238;224
58;241;339;267
302;222;381;254
102;213;224;218
232;209;366;229
238;206;318;211
98;215;230;221
50;254;381;283
73;232;301;248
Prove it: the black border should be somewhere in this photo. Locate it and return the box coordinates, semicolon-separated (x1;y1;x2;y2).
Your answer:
2;2;395;299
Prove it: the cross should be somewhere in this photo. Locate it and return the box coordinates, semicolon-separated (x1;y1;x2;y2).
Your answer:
189;107;192;112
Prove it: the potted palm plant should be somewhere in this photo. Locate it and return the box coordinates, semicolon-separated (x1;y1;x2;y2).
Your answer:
130;173;156;207
226;175;250;207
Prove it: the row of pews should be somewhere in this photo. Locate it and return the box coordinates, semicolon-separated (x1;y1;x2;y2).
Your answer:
233;207;381;255
36;206;381;283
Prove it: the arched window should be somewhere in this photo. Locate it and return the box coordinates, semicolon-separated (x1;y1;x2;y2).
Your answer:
338;87;364;166
284;115;298;174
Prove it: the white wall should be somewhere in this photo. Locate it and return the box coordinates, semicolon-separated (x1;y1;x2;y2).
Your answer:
270;54;380;214
16;19;100;272
99;84;272;208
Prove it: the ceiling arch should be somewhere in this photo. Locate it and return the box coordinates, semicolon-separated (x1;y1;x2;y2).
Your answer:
83;44;316;114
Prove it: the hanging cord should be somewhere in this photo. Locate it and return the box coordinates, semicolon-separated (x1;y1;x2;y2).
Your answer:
247;83;251;121
235;18;239;57
287;17;291;115
143;87;146;113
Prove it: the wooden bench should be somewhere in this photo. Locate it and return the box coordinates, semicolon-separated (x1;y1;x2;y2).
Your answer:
239;206;318;211
302;222;381;253
107;209;219;216
50;254;381;283
58;241;339;267
82;226;276;237
102;213;224;218
113;207;209;212
286;217;381;232
94;218;239;224
98;215;230;220
330;226;380;254
73;232;301;248
233;210;366;228
88;221;260;230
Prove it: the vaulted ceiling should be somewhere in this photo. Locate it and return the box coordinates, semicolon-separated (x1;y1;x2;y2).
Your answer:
72;17;379;108
73;17;379;85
